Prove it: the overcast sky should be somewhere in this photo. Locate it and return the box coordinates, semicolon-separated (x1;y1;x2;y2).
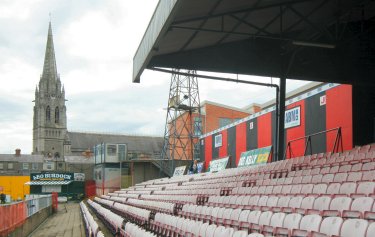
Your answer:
0;0;311;154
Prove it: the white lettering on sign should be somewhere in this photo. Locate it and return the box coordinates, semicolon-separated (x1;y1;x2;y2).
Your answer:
249;122;253;130
285;106;301;129
320;95;326;106
32;173;72;180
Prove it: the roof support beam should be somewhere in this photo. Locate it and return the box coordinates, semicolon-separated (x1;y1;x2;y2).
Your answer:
172;0;312;25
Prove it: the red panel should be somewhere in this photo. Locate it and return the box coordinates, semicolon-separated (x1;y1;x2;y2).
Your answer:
286;101;306;158
236;122;247;166
258;113;272;148
205;136;213;170
219;130;228;158
326;85;353;151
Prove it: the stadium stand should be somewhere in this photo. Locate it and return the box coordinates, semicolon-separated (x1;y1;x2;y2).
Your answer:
86;143;374;236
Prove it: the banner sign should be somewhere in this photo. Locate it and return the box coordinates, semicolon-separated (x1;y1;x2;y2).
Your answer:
31;173;74;181
173;166;187;176
208;157;229;173
285;106;301;129
238;146;272;167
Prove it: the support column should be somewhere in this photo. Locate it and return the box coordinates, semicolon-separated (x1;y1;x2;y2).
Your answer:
277;76;286;161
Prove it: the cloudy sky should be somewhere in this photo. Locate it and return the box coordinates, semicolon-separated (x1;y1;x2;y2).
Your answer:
0;0;311;154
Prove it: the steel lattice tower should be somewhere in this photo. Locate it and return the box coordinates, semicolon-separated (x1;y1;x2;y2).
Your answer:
161;69;202;161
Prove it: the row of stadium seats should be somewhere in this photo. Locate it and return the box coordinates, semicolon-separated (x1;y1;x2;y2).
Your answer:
231;181;375;197
87;199;126;236
79;201;104;237
94;197;151;226
151;212;264;237
124;222;155;237
182;196;375;223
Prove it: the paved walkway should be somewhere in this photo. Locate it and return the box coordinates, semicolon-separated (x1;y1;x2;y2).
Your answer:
30;202;85;237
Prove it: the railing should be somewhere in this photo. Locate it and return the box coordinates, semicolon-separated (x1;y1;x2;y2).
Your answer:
283;127;343;159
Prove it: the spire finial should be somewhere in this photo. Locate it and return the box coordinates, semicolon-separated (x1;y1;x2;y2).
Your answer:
49;12;51;22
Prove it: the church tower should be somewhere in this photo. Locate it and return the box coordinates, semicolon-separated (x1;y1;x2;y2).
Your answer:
32;22;67;158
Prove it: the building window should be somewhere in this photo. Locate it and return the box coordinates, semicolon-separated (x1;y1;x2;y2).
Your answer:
43;163;54;170
7;163;14;169
55;107;59;124
194;117;202;136
46;106;51;122
214;134;222;148
219;118;232;128
0;163;3;169
107;144;117;156
32;163;38;170
22;163;29;170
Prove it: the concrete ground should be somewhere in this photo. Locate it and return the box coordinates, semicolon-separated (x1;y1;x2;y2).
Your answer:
29;202;85;237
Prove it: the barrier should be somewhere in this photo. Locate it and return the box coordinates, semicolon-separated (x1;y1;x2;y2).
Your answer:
0;202;26;236
0;195;52;237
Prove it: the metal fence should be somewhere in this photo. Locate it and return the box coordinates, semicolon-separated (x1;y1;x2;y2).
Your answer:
25;195;52;217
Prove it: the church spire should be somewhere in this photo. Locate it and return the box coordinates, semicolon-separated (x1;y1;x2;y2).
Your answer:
41;21;58;82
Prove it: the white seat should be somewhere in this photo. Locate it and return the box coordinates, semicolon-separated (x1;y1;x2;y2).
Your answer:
366;222;375;237
233;230;248;237
291;214;322;236
205;224;218;237
198;222;210;237
262;212;286;235
315;216;343;236
340;219;368;237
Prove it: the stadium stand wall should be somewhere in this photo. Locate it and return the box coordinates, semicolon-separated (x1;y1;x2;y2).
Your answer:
200;84;353;169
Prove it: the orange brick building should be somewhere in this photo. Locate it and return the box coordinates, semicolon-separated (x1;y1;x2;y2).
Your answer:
169;101;252;160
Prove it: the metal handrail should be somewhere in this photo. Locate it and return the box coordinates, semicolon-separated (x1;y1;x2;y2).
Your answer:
283;127;343;159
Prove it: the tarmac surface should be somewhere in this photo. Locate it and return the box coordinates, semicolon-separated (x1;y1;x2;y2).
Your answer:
29;202;85;237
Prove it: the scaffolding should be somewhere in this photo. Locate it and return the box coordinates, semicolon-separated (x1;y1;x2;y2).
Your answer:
161;69;202;162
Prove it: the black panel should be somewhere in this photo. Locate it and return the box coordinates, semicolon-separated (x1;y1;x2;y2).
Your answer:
30;185;41;194
199;139;205;162
353;85;375;146
246;118;258;151
212;132;220;159
227;126;236;168
305;92;327;154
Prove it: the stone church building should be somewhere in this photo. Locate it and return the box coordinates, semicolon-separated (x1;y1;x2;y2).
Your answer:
32;22;68;158
32;22;163;160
